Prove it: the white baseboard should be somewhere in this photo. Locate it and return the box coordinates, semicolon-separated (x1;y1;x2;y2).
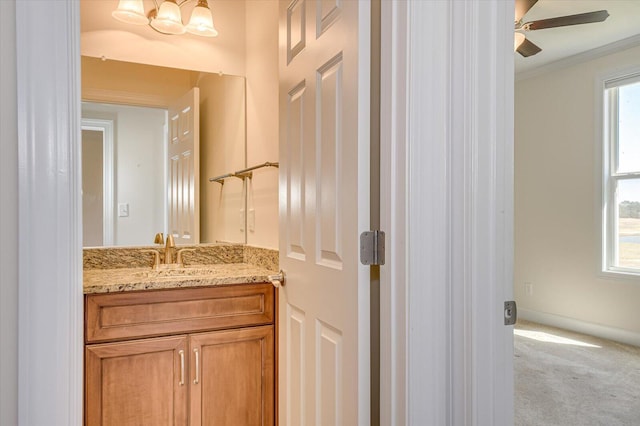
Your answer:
519;308;640;348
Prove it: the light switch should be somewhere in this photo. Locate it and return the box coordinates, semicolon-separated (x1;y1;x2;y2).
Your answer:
118;203;129;217
248;208;255;232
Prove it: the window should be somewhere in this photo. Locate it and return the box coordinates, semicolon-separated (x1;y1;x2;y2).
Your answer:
603;74;640;275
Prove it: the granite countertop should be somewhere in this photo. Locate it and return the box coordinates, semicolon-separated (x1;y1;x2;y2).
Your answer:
83;263;277;294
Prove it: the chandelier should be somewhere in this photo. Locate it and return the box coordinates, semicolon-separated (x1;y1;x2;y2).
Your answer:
112;0;218;37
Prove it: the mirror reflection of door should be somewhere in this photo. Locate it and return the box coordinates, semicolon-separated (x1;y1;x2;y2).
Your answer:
167;88;200;245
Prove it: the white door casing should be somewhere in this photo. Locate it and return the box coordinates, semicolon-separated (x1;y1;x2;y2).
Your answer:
15;1;83;425
168;88;200;244
278;1;371;425
379;1;515;424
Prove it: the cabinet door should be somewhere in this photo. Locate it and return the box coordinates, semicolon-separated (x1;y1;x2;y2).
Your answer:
190;326;274;426
85;336;188;426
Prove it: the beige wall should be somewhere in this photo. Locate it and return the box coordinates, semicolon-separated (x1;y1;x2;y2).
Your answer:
82;56;200;106
515;45;640;339
245;0;279;250
0;0;18;423
199;75;246;243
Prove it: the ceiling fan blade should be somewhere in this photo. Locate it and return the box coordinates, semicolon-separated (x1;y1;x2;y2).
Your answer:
525;10;609;31
517;38;542;57
515;0;538;23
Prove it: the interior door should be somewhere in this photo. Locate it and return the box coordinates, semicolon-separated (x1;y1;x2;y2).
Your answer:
278;1;371;425
168;88;200;244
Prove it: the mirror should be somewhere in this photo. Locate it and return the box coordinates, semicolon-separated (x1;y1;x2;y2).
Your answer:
81;56;247;247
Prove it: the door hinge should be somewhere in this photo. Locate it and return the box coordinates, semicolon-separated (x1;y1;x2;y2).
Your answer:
360;230;385;266
504;300;517;326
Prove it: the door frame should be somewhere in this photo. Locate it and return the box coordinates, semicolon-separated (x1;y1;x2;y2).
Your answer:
14;0;514;424
15;1;83;424
378;1;514;424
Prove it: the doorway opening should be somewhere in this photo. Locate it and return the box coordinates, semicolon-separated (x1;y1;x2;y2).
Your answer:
512;1;640;422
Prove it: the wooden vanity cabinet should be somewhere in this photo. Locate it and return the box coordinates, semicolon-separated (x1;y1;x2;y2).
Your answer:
85;336;189;425
189;327;274;426
84;283;275;426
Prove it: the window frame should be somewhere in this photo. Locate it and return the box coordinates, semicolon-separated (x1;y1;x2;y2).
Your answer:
602;72;640;277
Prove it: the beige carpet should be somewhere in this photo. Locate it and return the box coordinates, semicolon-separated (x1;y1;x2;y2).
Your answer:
515;320;640;426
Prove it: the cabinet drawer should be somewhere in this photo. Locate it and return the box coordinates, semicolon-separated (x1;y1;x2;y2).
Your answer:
86;283;274;343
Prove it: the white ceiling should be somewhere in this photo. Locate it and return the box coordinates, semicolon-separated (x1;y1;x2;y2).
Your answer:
515;0;640;74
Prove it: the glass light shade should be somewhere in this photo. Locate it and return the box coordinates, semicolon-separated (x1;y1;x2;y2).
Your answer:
185;4;218;37
514;32;526;51
112;0;149;25
150;0;186;35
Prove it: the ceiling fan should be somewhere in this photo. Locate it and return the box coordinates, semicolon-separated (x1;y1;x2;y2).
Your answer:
515;0;609;57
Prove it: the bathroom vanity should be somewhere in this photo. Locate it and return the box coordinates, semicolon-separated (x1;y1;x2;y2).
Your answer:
83;245;278;426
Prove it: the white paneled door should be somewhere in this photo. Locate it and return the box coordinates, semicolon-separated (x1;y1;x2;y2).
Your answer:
278;1;370;425
168;88;200;244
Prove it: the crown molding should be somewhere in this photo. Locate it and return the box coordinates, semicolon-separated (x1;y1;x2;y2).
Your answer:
516;34;640;82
